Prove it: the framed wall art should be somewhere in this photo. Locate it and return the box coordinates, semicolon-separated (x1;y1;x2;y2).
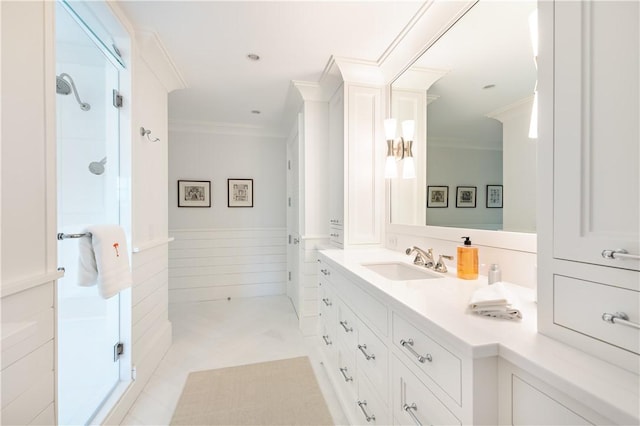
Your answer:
228;178;253;207
456;186;477;208
486;184;503;208
427;186;449;208
178;180;211;207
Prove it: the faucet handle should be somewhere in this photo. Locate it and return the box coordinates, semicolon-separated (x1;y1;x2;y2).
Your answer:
434;255;454;273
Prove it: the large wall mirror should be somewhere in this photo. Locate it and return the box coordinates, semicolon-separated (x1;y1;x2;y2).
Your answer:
389;0;537;234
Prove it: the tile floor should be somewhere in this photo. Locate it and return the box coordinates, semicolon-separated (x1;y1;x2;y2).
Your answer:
120;295;347;425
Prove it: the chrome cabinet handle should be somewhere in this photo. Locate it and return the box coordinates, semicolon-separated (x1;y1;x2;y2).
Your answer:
339;367;353;382
357;400;376;422
322;335;332;345
403;403;422;426
602;312;640;330
339;320;353;333
601;249;640;261
358;344;375;360
400;339;432;363
320;269;331;276
322;298;332;307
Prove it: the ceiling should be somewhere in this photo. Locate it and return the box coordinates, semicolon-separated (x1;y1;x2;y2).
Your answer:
117;1;425;136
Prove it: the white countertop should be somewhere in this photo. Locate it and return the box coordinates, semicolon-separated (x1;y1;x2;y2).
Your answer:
320;248;640;425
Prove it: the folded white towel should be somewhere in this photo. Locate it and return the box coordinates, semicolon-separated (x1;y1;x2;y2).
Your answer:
468;282;522;320
77;225;133;299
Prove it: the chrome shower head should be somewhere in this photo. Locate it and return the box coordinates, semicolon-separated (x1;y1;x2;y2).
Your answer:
56;73;91;111
56;77;72;95
88;157;107;175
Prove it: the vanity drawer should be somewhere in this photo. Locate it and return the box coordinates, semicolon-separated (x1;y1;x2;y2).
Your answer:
393;356;461;426
554;275;640;355
319;284;336;326
392;313;462;404
336;300;359;349
330;225;344;248
335;339;358;400
356;320;389;399
356;369;391;426
335;271;388;336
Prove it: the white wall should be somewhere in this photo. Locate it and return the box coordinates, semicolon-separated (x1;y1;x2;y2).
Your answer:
167;127;287;303
426;145;503;229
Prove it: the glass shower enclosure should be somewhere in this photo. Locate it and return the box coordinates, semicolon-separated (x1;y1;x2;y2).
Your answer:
55;1;127;424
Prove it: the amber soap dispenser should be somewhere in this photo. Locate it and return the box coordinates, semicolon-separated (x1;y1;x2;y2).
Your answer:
457;236;478;280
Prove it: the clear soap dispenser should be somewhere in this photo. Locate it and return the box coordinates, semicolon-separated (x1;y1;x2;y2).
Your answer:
457;236;478;280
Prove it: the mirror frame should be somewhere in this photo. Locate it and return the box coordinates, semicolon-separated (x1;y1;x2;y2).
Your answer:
384;0;537;254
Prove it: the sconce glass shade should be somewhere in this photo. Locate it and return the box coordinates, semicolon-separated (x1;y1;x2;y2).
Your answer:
401;120;415;141
402;156;416;179
529;9;538;58
528;90;538;139
384;119;397;140
385;155;398;179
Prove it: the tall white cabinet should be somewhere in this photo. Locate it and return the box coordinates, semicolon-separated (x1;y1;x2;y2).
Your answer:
328;80;384;248
538;0;640;374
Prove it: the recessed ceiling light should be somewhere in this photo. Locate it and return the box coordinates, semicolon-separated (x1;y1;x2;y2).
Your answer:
482;84;496;90
251;110;261;114
247;54;260;61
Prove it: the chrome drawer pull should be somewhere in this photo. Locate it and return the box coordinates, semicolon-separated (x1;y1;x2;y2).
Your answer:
322;335;332;345
400;339;432;363
357;400;376;422
601;249;640;261
357;344;376;360
403;403;422;426
602;312;640;330
340;320;353;333
339;367;353;382
322;298;332;307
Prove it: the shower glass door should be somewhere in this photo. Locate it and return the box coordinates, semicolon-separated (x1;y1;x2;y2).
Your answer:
56;2;123;424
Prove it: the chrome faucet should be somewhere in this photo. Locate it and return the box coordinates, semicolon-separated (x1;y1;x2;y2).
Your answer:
405;246;435;268
434;255;454;273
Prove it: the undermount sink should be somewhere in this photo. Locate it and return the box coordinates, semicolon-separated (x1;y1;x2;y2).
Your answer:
362;262;443;281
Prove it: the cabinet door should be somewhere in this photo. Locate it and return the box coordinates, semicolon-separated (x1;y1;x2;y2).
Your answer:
553;1;639;271
346;84;384;246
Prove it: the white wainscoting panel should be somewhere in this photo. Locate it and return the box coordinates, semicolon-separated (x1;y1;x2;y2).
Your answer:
168;228;287;303
1;282;55;426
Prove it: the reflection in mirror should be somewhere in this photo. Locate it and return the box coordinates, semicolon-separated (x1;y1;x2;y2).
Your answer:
390;0;537;233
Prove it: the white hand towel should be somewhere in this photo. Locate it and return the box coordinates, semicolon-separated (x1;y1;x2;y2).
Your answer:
77;225;132;299
468;282;522;320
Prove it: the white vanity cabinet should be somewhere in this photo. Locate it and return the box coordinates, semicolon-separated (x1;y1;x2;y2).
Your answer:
318;257;391;424
317;253;497;426
538;0;640;373
498;359;613;426
327;82;384;249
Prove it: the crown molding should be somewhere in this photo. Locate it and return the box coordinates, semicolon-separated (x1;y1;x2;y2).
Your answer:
486;95;535;122
135;30;188;92
169;119;286;139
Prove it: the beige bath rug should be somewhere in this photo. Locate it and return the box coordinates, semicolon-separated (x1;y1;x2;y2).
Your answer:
170;356;334;425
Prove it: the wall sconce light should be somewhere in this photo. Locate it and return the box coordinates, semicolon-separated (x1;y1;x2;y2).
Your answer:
384;118;416;179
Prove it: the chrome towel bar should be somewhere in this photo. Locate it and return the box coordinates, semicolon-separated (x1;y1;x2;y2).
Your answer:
602;312;640;330
57;232;92;240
